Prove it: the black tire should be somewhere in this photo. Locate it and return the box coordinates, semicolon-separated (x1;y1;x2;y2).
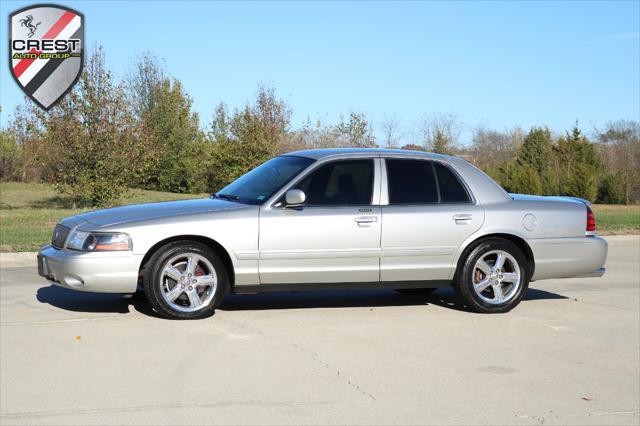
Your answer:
454;238;529;314
395;288;439;295
143;241;229;320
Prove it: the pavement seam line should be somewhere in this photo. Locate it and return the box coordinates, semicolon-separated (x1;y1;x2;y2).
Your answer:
217;316;377;402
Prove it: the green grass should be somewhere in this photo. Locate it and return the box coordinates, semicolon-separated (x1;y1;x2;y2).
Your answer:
1;182;638;252
0;182;207;252
592;204;640;235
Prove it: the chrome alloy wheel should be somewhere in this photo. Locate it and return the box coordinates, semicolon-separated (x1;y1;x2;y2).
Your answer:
472;250;521;305
159;252;218;313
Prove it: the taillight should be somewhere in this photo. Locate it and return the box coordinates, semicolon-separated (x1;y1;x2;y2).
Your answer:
586;206;596;232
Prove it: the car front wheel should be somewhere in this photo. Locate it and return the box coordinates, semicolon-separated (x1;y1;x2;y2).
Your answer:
455;238;529;313
143;241;228;320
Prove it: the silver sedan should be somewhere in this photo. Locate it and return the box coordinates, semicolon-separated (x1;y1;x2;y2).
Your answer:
38;149;607;319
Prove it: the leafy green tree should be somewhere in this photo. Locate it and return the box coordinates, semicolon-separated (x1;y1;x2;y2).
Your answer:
206;86;290;191
0;128;23;181
597;174;625;204
337;112;376;148
497;161;540;195
33;47;143;207
126;53;204;192
565;163;597;202
143;78;204;193
515;127;555;195
430;128;452;154
597;120;640;204
554;124;601;199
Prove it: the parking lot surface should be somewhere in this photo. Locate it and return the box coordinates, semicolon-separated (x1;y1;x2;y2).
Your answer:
1;236;638;425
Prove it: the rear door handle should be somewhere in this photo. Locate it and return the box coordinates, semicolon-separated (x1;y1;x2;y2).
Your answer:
453;214;472;224
355;216;378;227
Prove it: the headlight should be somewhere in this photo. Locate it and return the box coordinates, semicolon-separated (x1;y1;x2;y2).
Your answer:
66;230;132;251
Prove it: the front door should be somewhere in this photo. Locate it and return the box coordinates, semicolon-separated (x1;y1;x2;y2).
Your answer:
259;158;381;284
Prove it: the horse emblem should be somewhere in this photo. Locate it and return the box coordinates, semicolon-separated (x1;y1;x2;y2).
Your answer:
19;14;41;38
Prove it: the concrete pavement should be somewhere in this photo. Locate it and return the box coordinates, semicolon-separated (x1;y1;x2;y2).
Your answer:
1;236;638;425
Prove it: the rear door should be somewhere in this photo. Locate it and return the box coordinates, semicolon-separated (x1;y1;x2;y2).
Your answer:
380;158;484;282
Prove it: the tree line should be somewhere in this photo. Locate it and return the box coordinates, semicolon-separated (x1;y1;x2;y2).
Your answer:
1;47;638;207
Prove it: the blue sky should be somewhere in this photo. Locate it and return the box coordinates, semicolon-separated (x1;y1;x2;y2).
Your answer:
1;0;638;144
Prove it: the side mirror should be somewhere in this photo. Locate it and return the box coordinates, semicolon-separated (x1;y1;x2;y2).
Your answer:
285;189;306;207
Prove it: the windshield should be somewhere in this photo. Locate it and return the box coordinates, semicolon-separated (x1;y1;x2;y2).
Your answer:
214;155;315;205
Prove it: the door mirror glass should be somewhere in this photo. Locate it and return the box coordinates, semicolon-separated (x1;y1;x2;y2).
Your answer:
285;189;306;206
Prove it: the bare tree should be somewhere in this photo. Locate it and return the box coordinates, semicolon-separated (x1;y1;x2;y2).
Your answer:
127;52;166;119
471;126;524;169
380;112;402;148
419;113;462;154
596;120;640;204
255;83;292;144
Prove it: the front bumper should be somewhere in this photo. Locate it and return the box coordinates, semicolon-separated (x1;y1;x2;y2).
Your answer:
38;245;143;293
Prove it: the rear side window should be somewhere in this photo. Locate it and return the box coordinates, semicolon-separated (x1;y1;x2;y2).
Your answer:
433;162;470;203
386;159;438;204
386;159;471;204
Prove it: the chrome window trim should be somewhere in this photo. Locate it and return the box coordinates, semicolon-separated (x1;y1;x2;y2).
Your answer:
371;158;382;206
379;157;389;205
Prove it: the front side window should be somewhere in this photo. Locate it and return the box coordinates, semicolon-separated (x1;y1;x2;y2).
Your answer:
386;159;471;204
216;155;315;205
293;159;374;206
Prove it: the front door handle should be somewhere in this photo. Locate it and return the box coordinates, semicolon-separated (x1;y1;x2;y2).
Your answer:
355;216;378;227
453;214;472;224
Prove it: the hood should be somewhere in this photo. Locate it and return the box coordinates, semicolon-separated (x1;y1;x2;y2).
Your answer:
509;193;590;206
71;198;250;228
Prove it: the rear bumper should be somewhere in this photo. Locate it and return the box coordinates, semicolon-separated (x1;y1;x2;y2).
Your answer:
38;245;142;293
529;236;608;281
572;267;606;278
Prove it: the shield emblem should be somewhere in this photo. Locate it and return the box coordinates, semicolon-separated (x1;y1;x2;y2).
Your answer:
9;4;84;110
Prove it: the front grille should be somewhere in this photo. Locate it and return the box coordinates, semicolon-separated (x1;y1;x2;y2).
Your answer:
51;224;70;249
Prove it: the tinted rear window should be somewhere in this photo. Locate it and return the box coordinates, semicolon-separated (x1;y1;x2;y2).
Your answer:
386;159;438;204
386;159;471;204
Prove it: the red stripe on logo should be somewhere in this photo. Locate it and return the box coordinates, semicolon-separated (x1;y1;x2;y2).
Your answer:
42;11;76;39
12;11;77;78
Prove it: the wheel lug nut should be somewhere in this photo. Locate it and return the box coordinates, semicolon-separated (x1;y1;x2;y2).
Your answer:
192;279;197;284
181;284;185;288
188;286;193;290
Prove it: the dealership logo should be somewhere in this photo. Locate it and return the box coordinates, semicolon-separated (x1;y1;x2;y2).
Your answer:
9;4;84;110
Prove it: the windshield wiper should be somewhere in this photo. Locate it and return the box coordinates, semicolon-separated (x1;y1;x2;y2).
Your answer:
215;193;241;201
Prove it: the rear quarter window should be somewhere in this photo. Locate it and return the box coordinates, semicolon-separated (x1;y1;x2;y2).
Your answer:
433;162;471;203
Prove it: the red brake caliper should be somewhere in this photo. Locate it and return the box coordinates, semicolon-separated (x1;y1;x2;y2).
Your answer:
195;267;205;293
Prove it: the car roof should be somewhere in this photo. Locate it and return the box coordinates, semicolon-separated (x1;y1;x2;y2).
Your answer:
284;148;456;161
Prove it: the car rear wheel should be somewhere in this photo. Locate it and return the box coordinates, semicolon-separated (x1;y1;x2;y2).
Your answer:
455;238;529;313
143;241;229;320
